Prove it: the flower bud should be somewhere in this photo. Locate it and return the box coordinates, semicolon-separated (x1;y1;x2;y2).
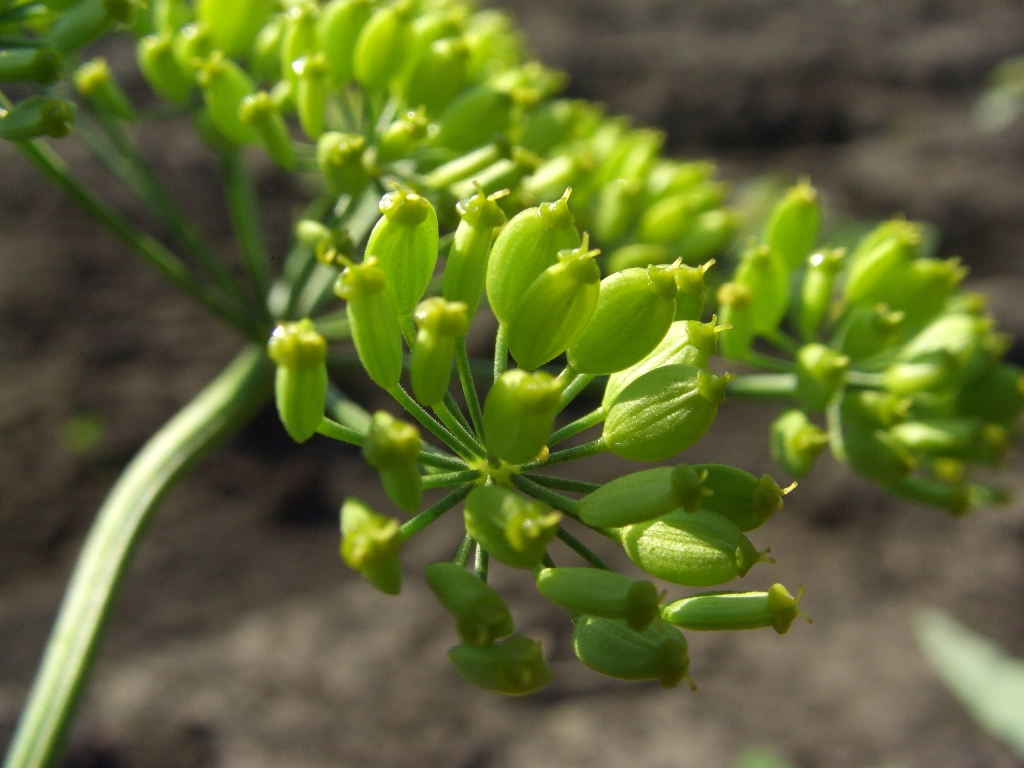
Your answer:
137;34;193;104
353;1;412;91
411;297;470;406
591;178;643;245
196;0;275;57
335;257;404;389
597;128;662;186
442;185;507;318
404;37;468;116
319;0;372;86
250;15;284;83
172;23;213;82
877;257;968;335
578;465;710;528
365;186;440;316
770;410;828;479
676;209;736;266
485;188;580;325
483;369;562;464
425;562;515;647
507;234;601;370
603;318;724;409
537;567;661;631
606;243;673;273
662;583;808;635
363;411;423;512
841;389;910;429
603;365;728;462
796;343;849;412
48;0;137;54
0;96;75;140
567;264;678;375
646;159;716;200
267;319;327;444
432;83;513;153
519;98;587;156
376;108;431;163
716;282;755;360
835;303;906;362
734;244;789;334
799;248;844;341
637;191;697;245
196;52;259;145
463;486;561;569
280;1;319;87
674;259;715;321
463;8;521;82
617;508;771;586
893;313;995;392
572;615;692;689
834;418;916;486
152;0;192;34
0;47;62;86
340;497;403;594
294;53;329;139
955;364;1024;424
844;221;918;305
317;132;368;197
763;180;820;270
889;418;985;459
691;463;789;532
239;91;295;170
448;635;551;695
893;476;974;516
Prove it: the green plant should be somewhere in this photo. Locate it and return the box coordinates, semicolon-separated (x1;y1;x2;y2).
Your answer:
1;0;1021;765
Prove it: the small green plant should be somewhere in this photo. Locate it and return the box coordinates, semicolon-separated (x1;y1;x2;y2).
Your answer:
1;0;1021;765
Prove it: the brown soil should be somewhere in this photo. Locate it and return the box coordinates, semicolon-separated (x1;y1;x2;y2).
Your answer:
3;2;1024;766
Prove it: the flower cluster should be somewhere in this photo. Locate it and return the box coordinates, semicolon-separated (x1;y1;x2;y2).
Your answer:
2;0;1019;697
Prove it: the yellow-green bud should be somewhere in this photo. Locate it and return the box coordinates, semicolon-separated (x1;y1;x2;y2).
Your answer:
463;486;561;569
334;257;404;390
267;319;327;444
410;297;470;406
763;180;821;270
536;567;661;631
482;370;563;464
339;498;403;594
448;635;551;695
572;615;692;689
796;343;850;412
770;410;828;479
662;583;808;635
363;411;422;512
578;464;710;528
426;562;515;647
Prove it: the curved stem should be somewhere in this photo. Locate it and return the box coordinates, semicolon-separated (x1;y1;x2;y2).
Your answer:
3;347;273;768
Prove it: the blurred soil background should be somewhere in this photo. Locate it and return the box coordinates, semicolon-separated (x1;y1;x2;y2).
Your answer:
3;1;1024;766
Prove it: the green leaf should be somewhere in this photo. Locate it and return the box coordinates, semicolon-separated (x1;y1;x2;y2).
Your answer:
915;609;1024;758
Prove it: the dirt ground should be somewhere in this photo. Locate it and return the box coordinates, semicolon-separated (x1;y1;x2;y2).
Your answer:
3;1;1024;766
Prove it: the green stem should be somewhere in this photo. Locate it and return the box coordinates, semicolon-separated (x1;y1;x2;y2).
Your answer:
221;149;272;305
724;373;798;400
10;134;258;338
315;416;366;446
520;474;600;495
2;347;273;768
556;372;596;415
432;400;485;458
742;349;795;373
549;407;605;446
555;527;611;570
421;469;480;489
75;111;253;320
517;438;607;472
388;384;475;460
455;338;485;440
453;534;474;567
511;474;582;518
442;392;474;435
493;324;508;381
474;545;489;582
399;484;473;540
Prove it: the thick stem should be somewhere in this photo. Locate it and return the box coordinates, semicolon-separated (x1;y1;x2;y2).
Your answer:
724;373;798;400
3;347;273;768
